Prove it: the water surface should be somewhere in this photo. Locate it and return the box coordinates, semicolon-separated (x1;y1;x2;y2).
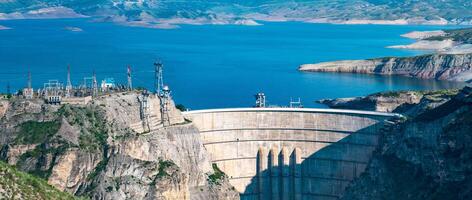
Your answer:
0;19;465;109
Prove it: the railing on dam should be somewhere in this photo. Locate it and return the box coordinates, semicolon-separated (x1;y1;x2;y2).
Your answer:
183;108;401;200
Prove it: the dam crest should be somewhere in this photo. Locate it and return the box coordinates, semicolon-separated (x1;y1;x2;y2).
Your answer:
183;108;401;200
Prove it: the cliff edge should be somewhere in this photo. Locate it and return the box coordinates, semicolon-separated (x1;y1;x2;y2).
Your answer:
300;54;472;82
0;92;238;200
341;87;472;199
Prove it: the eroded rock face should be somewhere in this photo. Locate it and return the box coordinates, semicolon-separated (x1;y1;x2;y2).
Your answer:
318;89;459;117
48;149;101;193
300;54;472;82
0;100;9;118
341;87;472;199
0;92;238;200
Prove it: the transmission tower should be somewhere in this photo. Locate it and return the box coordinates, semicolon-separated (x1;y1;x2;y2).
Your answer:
138;90;150;132
92;71;98;97
24;71;33;99
154;60;164;96
66;65;72;97
127;65;133;91
27;71;32;89
161;85;171;126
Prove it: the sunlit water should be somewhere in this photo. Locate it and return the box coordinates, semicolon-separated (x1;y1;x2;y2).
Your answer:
0;18;465;109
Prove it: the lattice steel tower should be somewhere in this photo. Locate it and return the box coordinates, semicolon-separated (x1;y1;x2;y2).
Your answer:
92;71;98;97
161;85;171;127
127;65;133;91
154;60;164;96
66;65;72;97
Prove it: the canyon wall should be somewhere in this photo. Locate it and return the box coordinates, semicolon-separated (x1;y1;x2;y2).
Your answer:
0;92;238;200
299;53;472;82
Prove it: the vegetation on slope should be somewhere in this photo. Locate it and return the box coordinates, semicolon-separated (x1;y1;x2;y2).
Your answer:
14;121;61;144
208;163;227;185
0;161;78;200
427;28;472;44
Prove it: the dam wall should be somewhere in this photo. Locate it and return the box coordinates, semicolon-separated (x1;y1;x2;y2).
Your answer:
183;108;399;200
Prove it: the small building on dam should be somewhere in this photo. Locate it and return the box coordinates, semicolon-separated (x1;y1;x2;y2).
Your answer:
183;108;401;200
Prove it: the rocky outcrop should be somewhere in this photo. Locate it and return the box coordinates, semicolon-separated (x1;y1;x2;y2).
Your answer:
300;53;472;82
0;92;238;200
341;86;472;199
0;160;78;200
318;89;459;116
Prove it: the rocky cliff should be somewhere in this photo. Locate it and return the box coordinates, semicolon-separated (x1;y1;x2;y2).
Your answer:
318;89;460;117
0;92;238;200
300;53;472;82
0;160;78;200
340;86;472;199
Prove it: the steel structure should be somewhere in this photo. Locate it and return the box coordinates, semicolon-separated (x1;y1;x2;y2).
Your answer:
66;65;72;97
154;60;164;96
92;71;98;97
139;90;151;132
43;80;63;104
161;85;171;126
255;92;266;108
23;71;34;99
127;65;133;91
289;97;303;108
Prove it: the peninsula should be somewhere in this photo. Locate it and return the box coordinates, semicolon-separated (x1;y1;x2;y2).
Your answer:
300;28;472;83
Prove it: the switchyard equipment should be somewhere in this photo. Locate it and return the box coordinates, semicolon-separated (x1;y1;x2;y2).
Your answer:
23;71;34;99
43;80;63;104
289;97;303;108
80;77;94;97
255;92;266;108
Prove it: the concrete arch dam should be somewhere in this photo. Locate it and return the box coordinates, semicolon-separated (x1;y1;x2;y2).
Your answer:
183;108;400;200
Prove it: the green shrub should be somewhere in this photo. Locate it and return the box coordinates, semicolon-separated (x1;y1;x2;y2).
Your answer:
15;121;60;144
208;163;226;185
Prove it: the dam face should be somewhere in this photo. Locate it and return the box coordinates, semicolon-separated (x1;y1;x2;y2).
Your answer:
183;108;399;200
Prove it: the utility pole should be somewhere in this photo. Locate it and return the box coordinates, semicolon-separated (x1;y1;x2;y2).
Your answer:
66;65;72;97
127;65;133;91
154;60;164;96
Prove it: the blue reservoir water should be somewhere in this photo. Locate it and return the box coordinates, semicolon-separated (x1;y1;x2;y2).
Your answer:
0;19;465;109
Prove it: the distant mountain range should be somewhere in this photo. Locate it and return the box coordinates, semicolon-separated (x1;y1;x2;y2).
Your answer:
1;1;472;27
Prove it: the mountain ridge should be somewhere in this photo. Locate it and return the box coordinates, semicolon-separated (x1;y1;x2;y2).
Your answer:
1;1;472;27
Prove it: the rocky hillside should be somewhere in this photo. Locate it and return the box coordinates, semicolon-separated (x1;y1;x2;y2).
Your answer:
1;0;472;27
0;160;78;200
318;89;460;116
299;53;472;82
0;92;238;200
341;87;472;199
